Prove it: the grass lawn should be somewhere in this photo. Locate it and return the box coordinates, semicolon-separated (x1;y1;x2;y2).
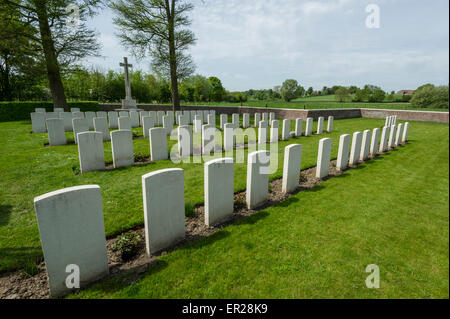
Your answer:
188;98;448;112
0;117;448;298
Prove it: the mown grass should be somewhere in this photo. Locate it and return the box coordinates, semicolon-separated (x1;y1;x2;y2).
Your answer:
71;119;449;299
187;98;448;112
0;117;448;298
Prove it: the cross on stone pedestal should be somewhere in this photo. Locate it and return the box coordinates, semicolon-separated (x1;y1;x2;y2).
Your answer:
119;57;137;109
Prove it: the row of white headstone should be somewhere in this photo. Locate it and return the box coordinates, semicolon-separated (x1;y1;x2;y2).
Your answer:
76;115;333;173
33;120;410;297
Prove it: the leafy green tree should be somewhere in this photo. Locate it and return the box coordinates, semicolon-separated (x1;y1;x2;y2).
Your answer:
208;76;225;102
307;86;313;96
334;87;351;102
368;88;386;102
280;79;299;102
110;0;196;111
410;84;449;108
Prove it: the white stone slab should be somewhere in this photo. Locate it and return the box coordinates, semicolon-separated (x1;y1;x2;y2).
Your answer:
178;125;193;157
119;111;129;118
72;118;89;144
204;158;234;226
54;108;64;113
370;128;380;156
360;130;372;161
190;111;196;124
402;122;409;143
327;116;334;133
220;114;228;130
349;131;362;165
193;116;202;134
157;111;165;126
149;128;168;161
336;134;351;171
281;119;290;140
282;144;302;194
295;118;303;137
379;126;390;152
316;138;332;178
118;116;132;131
142;116;155;138
85;111;96;130
246;150;270;209
232;113;240;128
207;114;215;126
270;120;279;143
162;115;173;135
72;112;84;120
46;118;67;146
395;123;403;147
305;117;313;136
93;117;110;142
77;132;105;173
31;112;47;133
34;185;108;297
139;111;149;126
70;108;80;113
243;113;250;128
258;121;268;144
142;168;185;255
129;111;140;128
269;112;275;122
59;112;74;131
388;124;396;149
254;113;261;128
224;123;235;151
317;117;324;134
96;111;107;118
202;124;216;155
262;113;268;122
108;111;119;129
111;130;134;168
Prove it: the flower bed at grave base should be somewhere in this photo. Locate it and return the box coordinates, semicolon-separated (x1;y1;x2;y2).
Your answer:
0;101;99;122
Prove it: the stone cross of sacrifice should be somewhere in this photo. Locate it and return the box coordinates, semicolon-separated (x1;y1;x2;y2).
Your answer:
120;57;133;100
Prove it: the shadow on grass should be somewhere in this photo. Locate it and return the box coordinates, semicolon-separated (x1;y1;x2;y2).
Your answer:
275;197;299;208
237;211;269;225
0;246;43;274
0;205;12;226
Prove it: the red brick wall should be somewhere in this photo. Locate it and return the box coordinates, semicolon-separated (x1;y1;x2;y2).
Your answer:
99;104;448;123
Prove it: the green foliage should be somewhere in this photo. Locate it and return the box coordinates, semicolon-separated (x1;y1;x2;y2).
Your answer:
208;77;226;102
0;101;99;122
368;88;386;102
280;79;300;102
334;87;351;102
111;231;142;261
410;84;449;108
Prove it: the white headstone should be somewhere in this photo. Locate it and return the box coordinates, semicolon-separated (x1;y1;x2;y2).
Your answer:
336;134;351;171
316;138;332;178
70;107;80;113
207;114;215;126
202;124;216;155
96;111;107;118
317;117;324;134
224;123;235;151
157;111;165;126
111;130;134;168
349;132;362;165
72;118;89;144
305;117;313;136
379;126;390;152
193;116;202;134
254;113;261;128
149;128;168;161
93;117;110;142
72;112;84;120
119;111;129;118
54;108;64;113
281;119;290;140
270;120;279;143
327;116;334;133
139;111;149;126
395;123;403;147
243;113;250;128
46;118;67;146
162;115;173;135
402;122;409;143
269;112;275;122
178;125;193;158
142;116;155;138
220;114;228;130
31;112;47;133
388;125;396;149
85;111;96;130
360;130;372;161
142;168;185;255
295;118;303;137
129;111;140;128
246;150;270;209
232;113;240;128
34;185;108;297
370;128;380;156
204;158;234;226
258;120;268;144
262;113;268;122
108;111;119;129
282;144;302;194
60;112;74;131
77;132;105;173
118;116;132;131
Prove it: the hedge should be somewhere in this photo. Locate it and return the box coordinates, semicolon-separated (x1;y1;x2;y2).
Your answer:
0;101;99;122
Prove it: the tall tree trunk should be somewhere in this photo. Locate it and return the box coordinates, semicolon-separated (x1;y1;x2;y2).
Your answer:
34;0;67;109
0;54;11;101
167;0;179;113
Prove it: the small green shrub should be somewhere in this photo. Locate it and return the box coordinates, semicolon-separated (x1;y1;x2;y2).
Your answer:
111;231;142;261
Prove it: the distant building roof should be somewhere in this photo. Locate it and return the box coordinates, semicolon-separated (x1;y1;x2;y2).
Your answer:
397;90;415;95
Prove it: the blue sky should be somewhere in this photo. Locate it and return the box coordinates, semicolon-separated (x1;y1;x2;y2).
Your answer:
85;0;449;92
